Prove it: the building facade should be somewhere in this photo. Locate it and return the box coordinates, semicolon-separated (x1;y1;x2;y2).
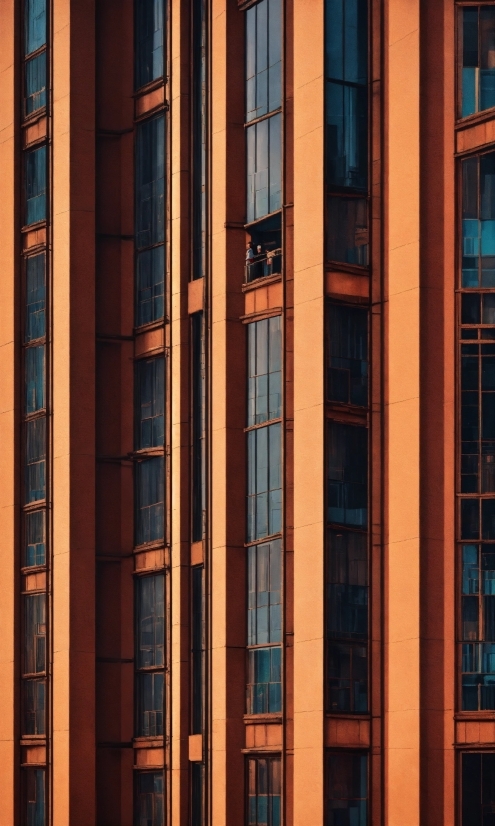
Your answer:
1;0;495;824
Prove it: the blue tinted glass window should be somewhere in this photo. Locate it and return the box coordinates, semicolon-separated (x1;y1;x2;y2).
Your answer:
326;303;368;406
325;752;367;826
461;152;495;289
248;539;282;646
136;574;165;669
25;417;46;503
136;115;165;249
135;772;164;826
24;768;45;826
25;0;46;55
136;246;164;327
247;757;281;826
459;8;495;119
25;510;46;568
247;645;281;714
26;254;45;342
135;0;164;89
327;421;367;528
136;357;165;449
461;544;495;711
246;0;282;122
25;345;45;414
25;146;46;226
247;113;282;223
247;422;282;542
135;456;164;545
248;316;282;426
24;593;46;675
25;52;46;116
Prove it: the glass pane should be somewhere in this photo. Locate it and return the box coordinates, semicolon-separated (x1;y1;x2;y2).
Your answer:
25;345;45;414
461;752;495;826
191;565;205;734
136;672;164;736
327;421;367;528
25;146;46;226
25;254;45;342
135;0;164;89
248;539;282;646
25;0;46;55
136;115;165;249
247;424;282;543
135;457;164;545
248;316;282;426
25;51;46;116
247;646;282;714
25;417;46;503
327;528;368;640
24;767;45;826
192;313;206;541
136;357;165;449
327;303;368;406
326;752;368;826
24;594;46;676
135;772;165;826
136;574;165;668
25;510;46;568
326;194;369;266
136;246;165;327
23;679;45;735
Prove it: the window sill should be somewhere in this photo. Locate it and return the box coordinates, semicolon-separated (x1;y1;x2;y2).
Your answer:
134;319;166;335
21;221;47;234
133;77;165;99
325;712;370;721
133;736;164;748
325;261;369;277
243;713;282;724
244;533;283;548
242;272;282;293
455;711;495;721
456;106;495;130
22;107;47;128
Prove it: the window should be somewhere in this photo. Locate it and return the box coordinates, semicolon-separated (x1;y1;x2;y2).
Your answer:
25;345;45;414
25;254;46;342
191;566;205;734
248;317;282;427
25;52;46;116
135;0;164;90
191;762;204;826
326;529;368;713
192;313;206;542
248;539;282;646
25;146;46;226
135;772;165;826
246;113;282;224
192;0;207;280
24;0;47;116
461;544;495;710
246;0;282;123
461;752;495;825
25;0;46;55
23;679;45;735
135;575;164;737
247;756;281;826
462;153;495;289
325;0;369;266
247;645;282;714
25;418;46;503
247;423;282;542
326;303;368;406
135;457;164;545
24;594;46;676
136;357;165;449
325;751;368;826
459;7;495;119
327;422;368;529
25;510;46;568
136;115;165;326
23;767;45;826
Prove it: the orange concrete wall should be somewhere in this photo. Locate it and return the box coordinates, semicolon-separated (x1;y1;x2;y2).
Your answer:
292;0;325;822
52;0;96;822
385;1;421;823
0;0;18;822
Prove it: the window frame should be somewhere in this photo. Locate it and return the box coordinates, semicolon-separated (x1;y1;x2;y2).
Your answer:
134;572;166;739
245;754;282;826
456;3;495;122
324;749;369;826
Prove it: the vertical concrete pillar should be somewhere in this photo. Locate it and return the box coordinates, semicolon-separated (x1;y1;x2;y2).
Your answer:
385;2;421;823
0;0;18;821
52;1;96;822
292;1;325;823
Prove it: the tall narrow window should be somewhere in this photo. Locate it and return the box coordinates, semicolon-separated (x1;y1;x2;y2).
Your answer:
135;0;164;90
135;115;165;326
247;757;281;826
192;313;206;542
191;566;205;734
25;145;46;226
326;303;368;407
248;316;282;426
25;345;45;414
458;7;495;119
327;422;368;529
461;153;495;289
25;253;46;342
325;0;369;266
136;357;165;449
24;0;47;117
245;0;283;282
247;423;282;542
24;509;46;568
135;457;164;546
135;575;165;737
247;539;282;715
192;0;207;280
135;772;165;826
22;593;47;742
25;417;46;504
325;751;368;826
191;762;205;826
23;767;45;826
461;752;495;825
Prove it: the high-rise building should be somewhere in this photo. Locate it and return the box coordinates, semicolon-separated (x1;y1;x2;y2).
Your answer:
2;0;495;824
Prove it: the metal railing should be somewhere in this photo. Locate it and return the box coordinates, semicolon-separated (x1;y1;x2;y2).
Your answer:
245;248;282;283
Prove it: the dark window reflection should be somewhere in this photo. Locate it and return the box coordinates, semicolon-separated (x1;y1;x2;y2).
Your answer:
459;7;495;119
326;303;368;406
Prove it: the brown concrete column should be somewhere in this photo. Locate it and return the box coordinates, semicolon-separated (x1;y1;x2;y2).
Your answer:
385;2;421;823
52;1;96;823
0;0;18;821
292;1;325;823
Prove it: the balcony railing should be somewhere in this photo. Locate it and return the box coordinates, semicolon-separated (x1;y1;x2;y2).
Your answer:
245;248;282;283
